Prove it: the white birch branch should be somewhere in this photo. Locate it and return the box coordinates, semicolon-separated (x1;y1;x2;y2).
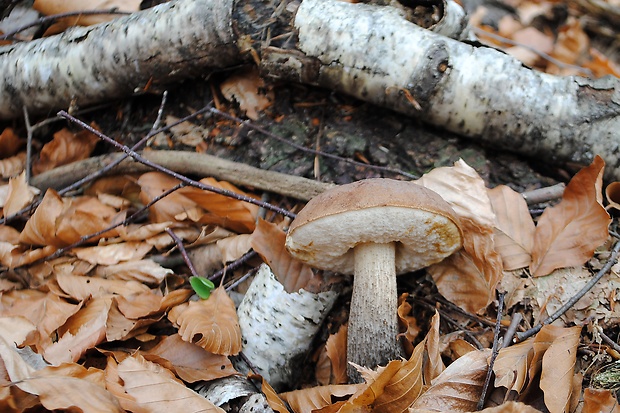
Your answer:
0;0;238;117
1;0;620;180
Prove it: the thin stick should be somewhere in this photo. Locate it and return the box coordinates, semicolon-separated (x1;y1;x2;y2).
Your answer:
598;329;620;356
501;313;522;348
165;227;199;278
22;106;33;183
59;110;296;219
477;292;505;411
516;240;620;341
210;250;258;282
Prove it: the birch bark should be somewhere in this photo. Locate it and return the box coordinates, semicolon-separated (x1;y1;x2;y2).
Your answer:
1;0;619;180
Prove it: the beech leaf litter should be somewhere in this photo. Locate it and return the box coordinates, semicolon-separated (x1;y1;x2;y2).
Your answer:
2;0;620;411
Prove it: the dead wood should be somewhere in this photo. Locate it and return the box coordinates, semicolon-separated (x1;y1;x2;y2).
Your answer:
1;0;619;180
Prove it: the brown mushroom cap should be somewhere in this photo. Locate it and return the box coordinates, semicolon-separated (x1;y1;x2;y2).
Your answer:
285;178;463;274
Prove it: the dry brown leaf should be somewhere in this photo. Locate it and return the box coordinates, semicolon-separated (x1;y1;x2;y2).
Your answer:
182;177;259;233
103;356;148;413
4;171;39;217
493;339;534;394
138;172;197;223
251;373;290;413
480;401;542;413
220;68;274;120
14;364;123;413
250;219;315;292
418;160;503;313
530;156;610;277
606;181;620;211
0;290;81;353
117;354;225;412
19;189;65;247
55;273;150;300
538;325;581;413
43;297;112;365
0;127;24;157
216;233;253;264
95;259;173;284
280;384;361;413
0;152;26;178
74;241;152;265
142;334;237;383
325;324;348;385
397;293;420;357
582;388;620;413
171;286;242;356
33;127;100;175
488;185;535;271
408;349;490;412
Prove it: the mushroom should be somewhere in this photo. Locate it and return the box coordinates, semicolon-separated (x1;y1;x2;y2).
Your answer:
285;178;462;382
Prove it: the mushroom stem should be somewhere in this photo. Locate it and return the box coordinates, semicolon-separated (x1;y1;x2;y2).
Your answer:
347;241;404;383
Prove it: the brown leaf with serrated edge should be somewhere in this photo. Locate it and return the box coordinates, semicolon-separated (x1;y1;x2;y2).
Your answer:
409;349;490;412
33;127;99;175
250;219;315;293
493;339;534;394
488;185;535;271
280;383;361;412
538;325;581;413
530;156;610;277
582;388;620;413
117;355;225;412
418;160;503;313
325;324;348;385
170;286;241;356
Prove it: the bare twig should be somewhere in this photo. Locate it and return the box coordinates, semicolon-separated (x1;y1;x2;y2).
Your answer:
165;227;199;278
59;110;296;218
22;106;33;183
521;183;565;205
516;240;620;341
501;312;523;348
477;292;505;410
599;329;620;356
209;250;259;282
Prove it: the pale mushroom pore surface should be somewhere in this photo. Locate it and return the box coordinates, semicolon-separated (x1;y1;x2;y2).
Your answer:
286;205;461;274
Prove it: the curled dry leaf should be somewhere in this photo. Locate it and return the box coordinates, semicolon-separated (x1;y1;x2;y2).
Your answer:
538;325;581;413
171;286;242;356
324;324;348;385
4;171;39;217
397;293;421;357
280;384;361;412
182;177;259;233
32;127;100;175
493;338;533;394
250;219;315;293
117;355;225;412
43;297;112;365
220;67;274;120
582;388;620;413
488;185;535;271
141;334;237;383
418;159;503;313
0;152;26;178
408;349;490;412
605;181;620;211
0;127;24;157
530;155;610;277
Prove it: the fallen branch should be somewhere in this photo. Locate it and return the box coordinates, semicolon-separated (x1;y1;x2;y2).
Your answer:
30;150;335;201
3;0;618;179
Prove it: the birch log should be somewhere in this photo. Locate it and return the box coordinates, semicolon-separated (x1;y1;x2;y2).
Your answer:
1;0;620;181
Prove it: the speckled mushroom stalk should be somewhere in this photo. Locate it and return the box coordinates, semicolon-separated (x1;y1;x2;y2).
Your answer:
285;178;463;383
